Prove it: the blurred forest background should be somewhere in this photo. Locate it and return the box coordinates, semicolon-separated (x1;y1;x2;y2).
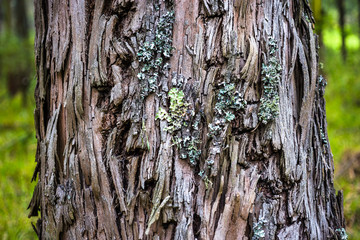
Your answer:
0;0;359;239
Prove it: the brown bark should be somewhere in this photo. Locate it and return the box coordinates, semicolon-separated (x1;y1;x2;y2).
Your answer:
29;0;345;239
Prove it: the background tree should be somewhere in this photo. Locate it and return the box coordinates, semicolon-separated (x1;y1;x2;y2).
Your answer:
0;0;32;101
337;0;347;60
29;0;345;239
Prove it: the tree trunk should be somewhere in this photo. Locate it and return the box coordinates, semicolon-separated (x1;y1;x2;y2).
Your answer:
311;0;323;49
14;0;29;39
5;0;31;101
337;0;346;60
29;0;345;239
2;0;12;33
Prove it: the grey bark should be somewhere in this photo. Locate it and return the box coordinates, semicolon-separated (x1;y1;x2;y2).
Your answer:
29;0;345;239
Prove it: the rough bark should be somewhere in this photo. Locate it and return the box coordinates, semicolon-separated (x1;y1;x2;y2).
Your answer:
29;0;345;239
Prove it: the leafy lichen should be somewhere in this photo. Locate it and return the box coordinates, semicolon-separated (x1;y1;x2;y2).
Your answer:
319;127;328;144
317;74;327;96
156;88;188;132
180;114;201;166
258;37;282;124
198;170;212;189
201;77;246;188
208;81;246;138
336;228;348;240
156;87;201;166
252;217;267;240
137;11;175;98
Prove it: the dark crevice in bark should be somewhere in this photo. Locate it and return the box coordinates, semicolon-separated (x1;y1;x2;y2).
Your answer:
144;178;157;191
192;213;201;237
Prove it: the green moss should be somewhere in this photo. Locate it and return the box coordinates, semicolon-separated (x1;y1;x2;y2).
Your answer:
258;37;282;124
137;11;175;98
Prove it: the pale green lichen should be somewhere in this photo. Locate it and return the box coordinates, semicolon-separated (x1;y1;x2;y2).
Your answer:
252;217;267;240
198;170;212;189
201;77;246;188
137;11;175;98
155;107;170;121
318;75;327;88
180;117;201;166
258;37;282;124
319;127;327;144
156;88;188;132
318;75;327;96
208;81;246;138
156;88;201;166
336;228;348;240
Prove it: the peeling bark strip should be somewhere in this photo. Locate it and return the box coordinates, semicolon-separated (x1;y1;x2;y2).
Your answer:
29;0;345;239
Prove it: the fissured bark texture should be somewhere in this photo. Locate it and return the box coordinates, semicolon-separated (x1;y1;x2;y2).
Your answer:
29;0;345;239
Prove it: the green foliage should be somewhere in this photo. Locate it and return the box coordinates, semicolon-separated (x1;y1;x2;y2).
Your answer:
258;38;281;125
0;30;37;239
0;32;34;81
0;90;37;239
323;28;360;240
137;11;175;98
324;49;360;162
